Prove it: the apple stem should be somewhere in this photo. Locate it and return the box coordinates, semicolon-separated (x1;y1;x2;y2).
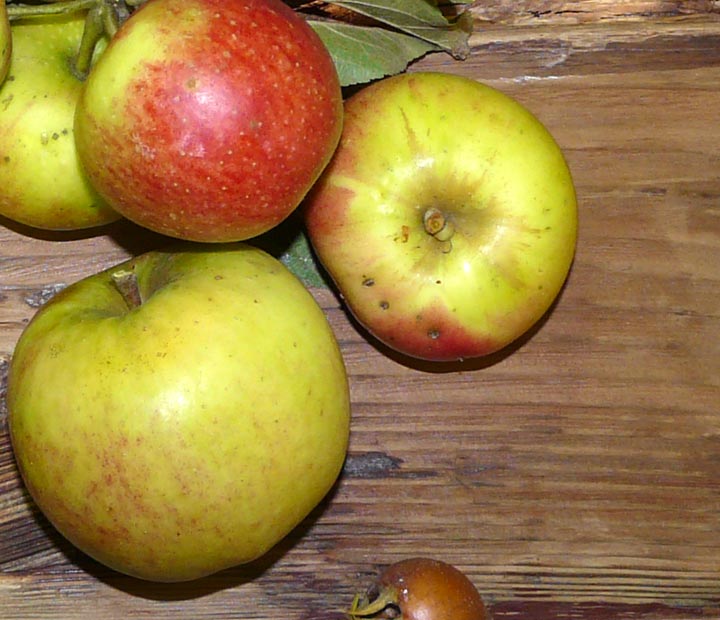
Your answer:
347;586;399;618
7;1;140;80
72;4;105;79
5;0;97;22
111;268;143;310
423;207;455;243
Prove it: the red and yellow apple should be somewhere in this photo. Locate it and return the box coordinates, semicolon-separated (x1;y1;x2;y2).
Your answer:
8;244;351;581
305;72;578;362
74;0;343;242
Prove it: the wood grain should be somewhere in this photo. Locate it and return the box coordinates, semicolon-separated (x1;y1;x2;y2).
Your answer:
1;3;719;618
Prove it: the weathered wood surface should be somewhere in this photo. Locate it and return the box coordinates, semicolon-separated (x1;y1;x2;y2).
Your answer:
1;2;720;618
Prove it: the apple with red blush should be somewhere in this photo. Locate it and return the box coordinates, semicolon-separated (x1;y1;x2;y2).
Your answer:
75;0;343;242
304;72;578;362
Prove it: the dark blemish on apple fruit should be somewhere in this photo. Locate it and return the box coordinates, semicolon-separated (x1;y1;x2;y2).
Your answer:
394;225;410;243
428;329;440;339
379;301;389;310
362;277;374;287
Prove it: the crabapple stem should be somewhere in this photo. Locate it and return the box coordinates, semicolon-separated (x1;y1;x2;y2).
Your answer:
101;2;120;37
347;586;399;618
72;4;105;79
5;0;97;21
111;268;143;310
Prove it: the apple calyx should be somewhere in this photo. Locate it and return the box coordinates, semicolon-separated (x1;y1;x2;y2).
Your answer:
347;585;401;619
110;267;142;309
423;207;454;251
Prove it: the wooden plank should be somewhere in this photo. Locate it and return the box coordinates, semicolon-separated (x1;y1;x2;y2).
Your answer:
1;4;719;619
471;1;720;25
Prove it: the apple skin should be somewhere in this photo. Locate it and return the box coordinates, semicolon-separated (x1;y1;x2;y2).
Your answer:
304;72;578;362
0;15;120;230
7;244;350;582
74;0;343;243
0;0;10;85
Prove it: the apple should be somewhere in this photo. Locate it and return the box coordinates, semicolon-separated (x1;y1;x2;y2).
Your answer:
0;0;10;85
0;13;119;231
7;244;351;582
0;13;120;231
74;0;343;243
349;558;487;620
304;72;578;362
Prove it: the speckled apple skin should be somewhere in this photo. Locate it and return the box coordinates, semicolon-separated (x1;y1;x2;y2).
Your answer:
305;72;578;362
8;245;350;582
74;0;343;242
0;15;119;230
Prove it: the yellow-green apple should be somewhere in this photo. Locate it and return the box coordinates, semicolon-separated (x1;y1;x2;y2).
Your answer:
0;14;119;230
0;0;10;85
304;72;578;362
74;0;343;243
7;244;350;582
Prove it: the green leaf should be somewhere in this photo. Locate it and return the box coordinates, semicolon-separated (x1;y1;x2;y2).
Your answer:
277;230;328;288
309;20;438;87
326;0;472;59
252;215;328;288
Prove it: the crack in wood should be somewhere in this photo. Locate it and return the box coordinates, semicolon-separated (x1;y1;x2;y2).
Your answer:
0;354;8;423
342;452;403;479
342;451;439;480
23;283;67;309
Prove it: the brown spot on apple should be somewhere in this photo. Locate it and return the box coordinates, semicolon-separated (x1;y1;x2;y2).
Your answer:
400;107;422;154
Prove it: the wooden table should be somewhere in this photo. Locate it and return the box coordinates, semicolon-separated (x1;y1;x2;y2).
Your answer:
1;2;719;618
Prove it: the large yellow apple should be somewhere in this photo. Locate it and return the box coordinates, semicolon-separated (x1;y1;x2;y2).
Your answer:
8;244;350;581
305;72;578;362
